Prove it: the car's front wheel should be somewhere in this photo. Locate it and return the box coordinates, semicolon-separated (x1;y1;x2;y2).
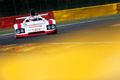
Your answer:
47;30;57;35
14;35;19;39
14;34;23;39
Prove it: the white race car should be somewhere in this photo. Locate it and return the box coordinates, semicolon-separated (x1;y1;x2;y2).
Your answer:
14;10;57;39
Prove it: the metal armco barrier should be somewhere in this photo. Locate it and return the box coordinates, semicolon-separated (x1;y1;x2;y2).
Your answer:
1;3;120;29
0;11;54;29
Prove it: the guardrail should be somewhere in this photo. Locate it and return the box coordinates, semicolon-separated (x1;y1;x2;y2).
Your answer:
0;11;54;29
1;3;120;29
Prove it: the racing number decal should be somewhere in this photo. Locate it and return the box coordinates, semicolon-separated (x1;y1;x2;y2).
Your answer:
29;25;42;28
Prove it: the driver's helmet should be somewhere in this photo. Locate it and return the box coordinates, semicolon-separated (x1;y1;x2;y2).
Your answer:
29;16;34;21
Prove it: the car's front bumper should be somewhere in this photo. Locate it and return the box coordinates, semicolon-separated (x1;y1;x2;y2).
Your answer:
15;30;56;38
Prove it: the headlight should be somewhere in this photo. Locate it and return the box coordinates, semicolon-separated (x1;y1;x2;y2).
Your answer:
51;25;55;29
47;25;51;30
21;29;25;33
16;28;25;34
47;25;56;30
16;29;20;34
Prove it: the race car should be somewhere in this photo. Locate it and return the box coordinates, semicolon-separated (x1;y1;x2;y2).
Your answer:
14;9;57;39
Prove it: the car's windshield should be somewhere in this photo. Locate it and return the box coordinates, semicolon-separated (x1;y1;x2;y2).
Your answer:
33;18;42;21
26;18;42;22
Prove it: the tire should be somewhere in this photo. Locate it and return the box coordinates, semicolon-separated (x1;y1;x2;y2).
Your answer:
52;29;57;34
14;35;23;39
14;34;17;39
47;30;57;35
14;35;19;39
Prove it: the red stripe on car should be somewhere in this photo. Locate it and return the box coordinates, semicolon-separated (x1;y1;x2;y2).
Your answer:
18;24;21;29
49;20;53;25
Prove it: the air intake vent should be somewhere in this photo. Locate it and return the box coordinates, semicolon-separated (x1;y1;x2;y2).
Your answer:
28;31;45;35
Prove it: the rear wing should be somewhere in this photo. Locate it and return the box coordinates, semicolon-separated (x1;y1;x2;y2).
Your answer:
37;13;51;19
14;13;51;24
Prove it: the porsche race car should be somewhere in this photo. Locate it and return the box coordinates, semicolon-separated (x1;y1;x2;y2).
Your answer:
14;13;57;39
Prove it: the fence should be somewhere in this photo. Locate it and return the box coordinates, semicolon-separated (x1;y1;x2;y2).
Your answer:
0;0;120;17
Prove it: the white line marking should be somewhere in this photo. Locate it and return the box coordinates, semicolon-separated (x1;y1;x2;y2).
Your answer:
57;17;119;27
57;22;81;27
42;42;120;44
0;33;14;37
35;42;120;44
7;42;120;46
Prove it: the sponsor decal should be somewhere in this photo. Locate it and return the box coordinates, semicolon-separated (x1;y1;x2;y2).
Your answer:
35;28;37;30
29;25;42;28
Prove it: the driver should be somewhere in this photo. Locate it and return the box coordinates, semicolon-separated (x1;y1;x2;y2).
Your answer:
29;16;34;22
24;16;34;23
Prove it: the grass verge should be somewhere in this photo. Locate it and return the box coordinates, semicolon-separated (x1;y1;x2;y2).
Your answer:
0;28;14;35
0;14;120;35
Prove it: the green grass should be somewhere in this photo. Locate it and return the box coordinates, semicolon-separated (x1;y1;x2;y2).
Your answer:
0;28;14;35
0;14;120;35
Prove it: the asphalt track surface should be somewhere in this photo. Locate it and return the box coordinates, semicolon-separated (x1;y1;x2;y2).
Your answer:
1;17;120;80
0;17;120;45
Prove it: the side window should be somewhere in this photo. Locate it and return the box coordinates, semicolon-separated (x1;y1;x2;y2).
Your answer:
26;20;29;22
38;18;42;20
33;18;37;21
33;18;42;21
